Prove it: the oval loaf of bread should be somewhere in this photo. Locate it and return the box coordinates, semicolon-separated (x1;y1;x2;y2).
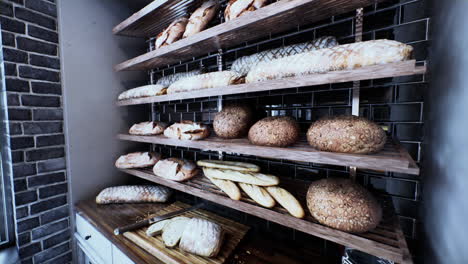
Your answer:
167;71;244;94
155;17;188;49
183;0;219;38
96;185;172;204
115;152;161;169
179;218;224;257
118;85;167;100
129;121;168;135
248;116;300;147
153;158;198;182
163;121;210;140
213;104;253;139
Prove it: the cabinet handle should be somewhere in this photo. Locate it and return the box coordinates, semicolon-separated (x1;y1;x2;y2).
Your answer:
85;235;91;240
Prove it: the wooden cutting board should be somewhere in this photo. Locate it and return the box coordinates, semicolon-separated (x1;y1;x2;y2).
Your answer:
123;201;249;264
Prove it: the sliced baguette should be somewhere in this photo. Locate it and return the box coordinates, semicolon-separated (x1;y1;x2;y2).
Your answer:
205;173;241;200
238;183;275;208
203;168;279;186
266;186;305;218
197;160;260;172
146;219;171;236
162;217;191;248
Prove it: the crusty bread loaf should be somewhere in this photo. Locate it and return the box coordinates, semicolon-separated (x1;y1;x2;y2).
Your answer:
238;183;275;208
163;121;210;140
156;70;203;88
246;39;413;83
146;219;171;236
179;218;224;257
115;152;161;169
203;168;279;186
153;158;198;182
118;85;167;100
307;115;387;154
197;159;260;172
162;217;191;248
155;17;188;49
129;121;168;136
167;71;244;94
266;186;305;218
306;178;382;233
248;116;300;147
224;0;269;21
95;185;172;204
213;104;253;139
183;0;219;38
205;174;241;200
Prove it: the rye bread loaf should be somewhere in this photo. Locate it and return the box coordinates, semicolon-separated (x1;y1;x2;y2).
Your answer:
213;104;253;139
96;185;172;204
248;116;300;147
306;178;382;233
306;115;387;154
129;121;168;135
115;152;161;169
153;158;198;181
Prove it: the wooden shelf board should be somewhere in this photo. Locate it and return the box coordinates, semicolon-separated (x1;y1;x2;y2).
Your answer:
117;134;420;175
120;168;414;264
114;0;384;71
117;61;426;106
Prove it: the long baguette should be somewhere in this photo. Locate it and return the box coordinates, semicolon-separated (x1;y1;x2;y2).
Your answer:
203;168;279;186
266;186;305;218
204;173;241;200
167;71;244;94
238;183;275;208
197;160;260;172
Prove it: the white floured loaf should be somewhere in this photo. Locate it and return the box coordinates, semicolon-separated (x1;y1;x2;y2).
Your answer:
183;0;219;38
155;17;188;49
167;71;244;94
224;0;269;21
163;121;210;140
129;121;168;136
96;185;172;204
179;218;224;257
162;217;191;247
115;152;161;169
153;158;198;182
118;85;167;100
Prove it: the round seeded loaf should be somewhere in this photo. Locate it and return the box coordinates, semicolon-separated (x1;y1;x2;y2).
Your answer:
248;116;300;147
306;115;386;154
306;178;382;233
213;104;253;138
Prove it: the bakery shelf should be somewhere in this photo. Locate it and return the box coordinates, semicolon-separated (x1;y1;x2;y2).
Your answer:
119;168;414;264
117;134;420;175
117;60;426;106
114;0;384;71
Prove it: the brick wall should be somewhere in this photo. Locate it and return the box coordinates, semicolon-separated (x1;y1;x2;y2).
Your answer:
1;0;71;263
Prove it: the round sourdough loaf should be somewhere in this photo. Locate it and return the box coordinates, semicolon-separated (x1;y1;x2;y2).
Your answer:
306;178;382;233
248;116;300;147
306;115;386;154
213;104;253;138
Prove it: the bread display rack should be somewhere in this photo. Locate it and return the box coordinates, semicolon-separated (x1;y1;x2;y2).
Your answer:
113;0;424;263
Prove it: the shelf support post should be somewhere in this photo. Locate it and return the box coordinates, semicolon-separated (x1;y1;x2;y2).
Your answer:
217;49;224;160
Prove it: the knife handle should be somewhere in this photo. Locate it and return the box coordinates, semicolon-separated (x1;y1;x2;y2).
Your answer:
114;220;149;235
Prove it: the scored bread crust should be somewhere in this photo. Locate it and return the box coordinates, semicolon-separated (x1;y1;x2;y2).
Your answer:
224;0;269;21
203;168;279;186
306;178;382;233
183;0;219;38
248;116;300;147
213;104;253;139
118;85;167;100
153;158;198;182
129;121;168;136
95;185;172;204
197;159;260;172
167;71;244;94
163;121;210;140
204;174;242;200
266;186;305;218
115;152;161;169
307;115;387;154
156;70;203;88
179;218;224;257
155;17;188;49
238;183;275;208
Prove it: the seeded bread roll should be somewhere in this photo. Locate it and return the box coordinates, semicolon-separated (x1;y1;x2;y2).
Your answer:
213;104;253;139
248;116;300;147
307;115;387;154
306;178;382;233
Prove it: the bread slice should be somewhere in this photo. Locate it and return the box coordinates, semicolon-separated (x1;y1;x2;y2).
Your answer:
162;217;191;248
266;186;305;218
146;219;170;236
205;174;241;200
179;218;224;257
203;168;279;186
238;183;275;208
197;160;260;172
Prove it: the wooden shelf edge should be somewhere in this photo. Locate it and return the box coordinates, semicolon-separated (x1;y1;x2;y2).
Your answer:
116;134;420;175
116;61;426;106
121;168;411;263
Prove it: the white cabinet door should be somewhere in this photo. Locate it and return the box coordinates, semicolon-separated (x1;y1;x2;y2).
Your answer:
112;245;135;264
75;214;113;263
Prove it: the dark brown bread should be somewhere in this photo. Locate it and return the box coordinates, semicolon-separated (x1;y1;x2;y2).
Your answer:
213;104;253;139
306;115;387;154
306;178;382;233
248;116;300;147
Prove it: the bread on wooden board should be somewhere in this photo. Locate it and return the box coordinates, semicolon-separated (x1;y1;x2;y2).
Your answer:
204;173;242;200
118;85;167;100
197;159;260;172
155;17;189;49
224;0;269;21
156;69;203;88
163;120;210;140
203;167;279;186
95;185;172;204
153;158;198;182
167;71;244;94
179;218;224;257
306;178;382;233
238;183;275;208
213;104;253;139
246;39;413;83
162;217;191;247
115;152;161;169
129;121;168;136
266;186;305;218
183;0;219;38
248;116;300;147
307;115;387;154
146;219;171;236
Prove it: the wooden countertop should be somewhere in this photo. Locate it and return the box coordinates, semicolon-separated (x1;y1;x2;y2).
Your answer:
75;200;331;264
